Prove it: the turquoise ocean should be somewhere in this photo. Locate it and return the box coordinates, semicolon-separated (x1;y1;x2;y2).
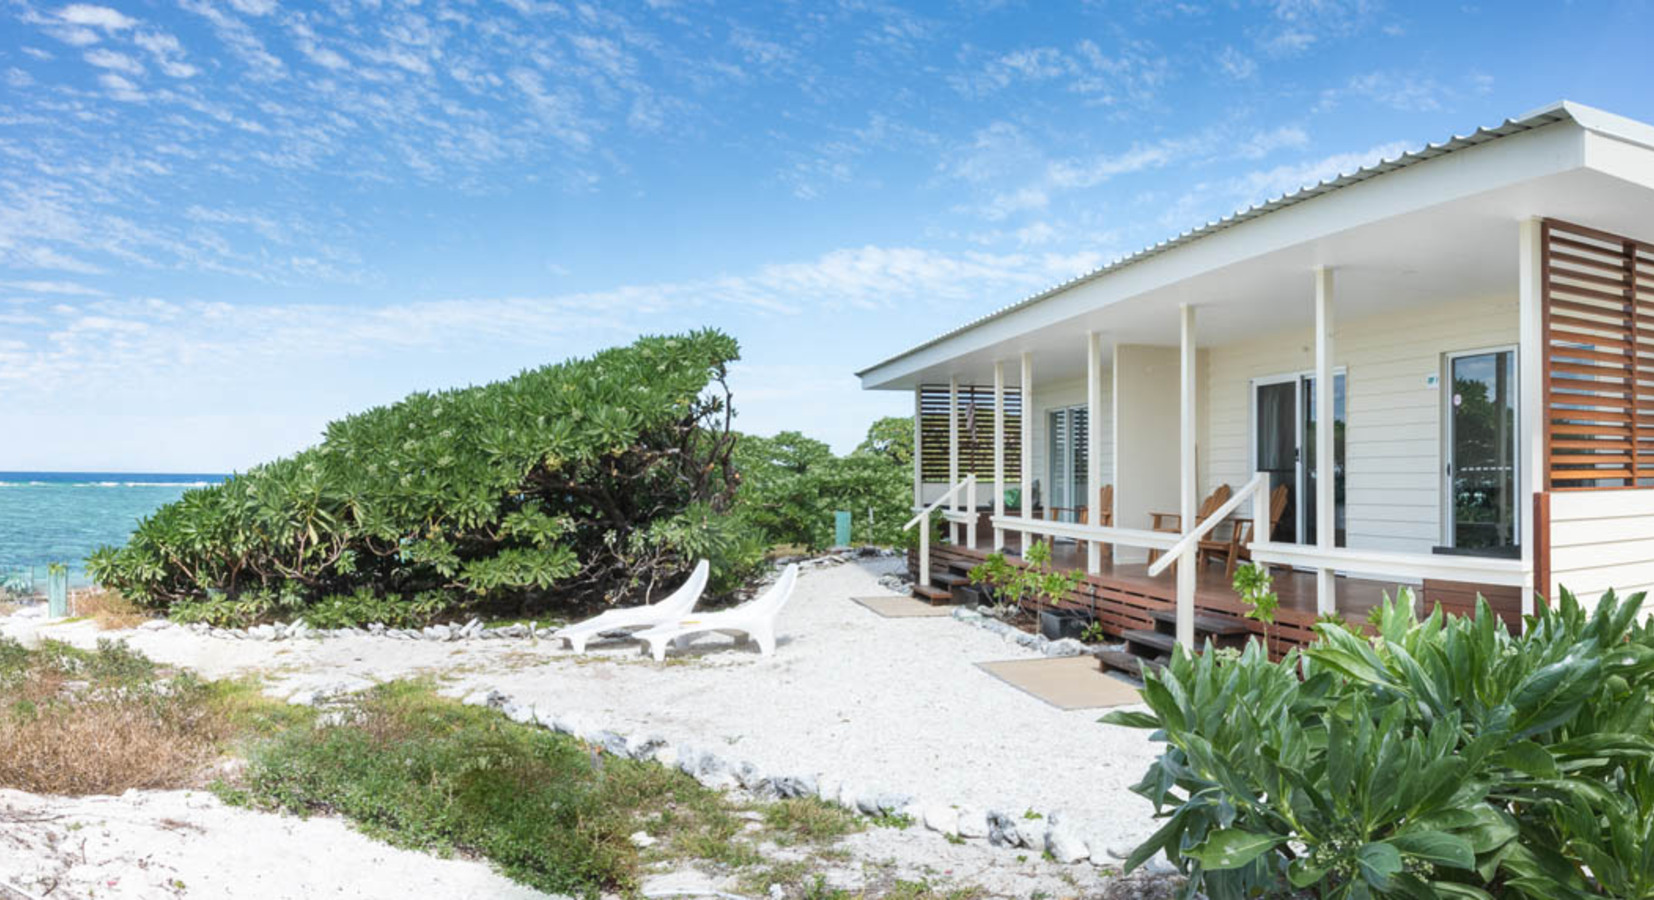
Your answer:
0;472;227;589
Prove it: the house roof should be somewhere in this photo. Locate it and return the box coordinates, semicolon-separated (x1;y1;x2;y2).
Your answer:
855;101;1654;380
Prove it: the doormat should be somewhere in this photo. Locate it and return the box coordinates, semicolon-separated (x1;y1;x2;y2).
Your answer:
975;656;1142;710
851;596;954;618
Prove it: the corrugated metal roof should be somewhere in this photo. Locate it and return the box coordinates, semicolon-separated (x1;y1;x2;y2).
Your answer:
855;101;1593;379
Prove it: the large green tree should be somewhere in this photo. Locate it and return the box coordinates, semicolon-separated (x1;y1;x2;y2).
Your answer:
90;331;748;622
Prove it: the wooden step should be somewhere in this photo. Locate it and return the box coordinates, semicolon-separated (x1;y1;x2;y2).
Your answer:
1122;628;1178;656
1147;609;1250;638
912;584;952;604
929;571;969;588
1097;648;1165;679
1096;648;1144;678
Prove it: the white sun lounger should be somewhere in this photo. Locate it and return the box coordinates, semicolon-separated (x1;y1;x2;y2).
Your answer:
551;559;710;653
635;563;800;662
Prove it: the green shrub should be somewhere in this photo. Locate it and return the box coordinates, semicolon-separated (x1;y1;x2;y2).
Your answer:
230;682;743;897
1105;587;1654;899
88;331;743;624
731;417;914;552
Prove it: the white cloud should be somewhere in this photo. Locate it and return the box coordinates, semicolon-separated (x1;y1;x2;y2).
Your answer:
134;31;199;78
57;4;137;32
1217;45;1256;80
83;48;144;76
0;280;104;296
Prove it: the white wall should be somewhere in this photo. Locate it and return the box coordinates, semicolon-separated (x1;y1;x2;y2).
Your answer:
1200;295;1517;554
1549;490;1654;607
1114;344;1183;562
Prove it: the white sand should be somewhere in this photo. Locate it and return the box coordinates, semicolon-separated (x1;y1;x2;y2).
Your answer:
0;788;553;900
1;557;1167;892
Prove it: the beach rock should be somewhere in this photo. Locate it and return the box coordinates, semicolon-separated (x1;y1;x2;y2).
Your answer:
138;619;170;631
1016;818;1045;850
423;624;451;641
734;761;766;792
922;805;959;836
249;624;276;640
956;807;989;839
505;704;538;726
594;730;630;757
625;734;668;761
815;778;841;805
628;831;657;849
650;744;679;768
1045;638;1087;657
952;607;983;621
769;774;816;799
986;811;1019;847
461;618;483;639
1046;826;1089;863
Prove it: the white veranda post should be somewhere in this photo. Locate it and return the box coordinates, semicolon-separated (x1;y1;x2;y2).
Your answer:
1020;352;1034;554
948;376;960;544
912;388;922;511
1518;218;1544;616
1177;304;1197;650
1086;331;1103;574
1314;268;1336;615
993;361;1006;552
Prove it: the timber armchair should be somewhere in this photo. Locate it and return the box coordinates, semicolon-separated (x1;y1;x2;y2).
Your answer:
1147;484;1232;566
1199;484;1288;578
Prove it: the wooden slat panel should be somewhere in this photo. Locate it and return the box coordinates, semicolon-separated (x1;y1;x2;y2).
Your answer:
1543;218;1654;490
918;384;1023;482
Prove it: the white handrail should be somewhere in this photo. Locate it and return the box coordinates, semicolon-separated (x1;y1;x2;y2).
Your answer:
1247;543;1529;586
907;474;976;590
904;474;975;530
1146;472;1269;577
990;515;1179;551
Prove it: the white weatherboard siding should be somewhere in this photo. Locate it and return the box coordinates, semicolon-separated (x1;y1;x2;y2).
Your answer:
1201;296;1518;555
1114;345;1183;562
1029;374;1113;511
1550;490;1654;606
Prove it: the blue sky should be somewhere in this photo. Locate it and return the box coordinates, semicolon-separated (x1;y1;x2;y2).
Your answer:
1;0;1651;472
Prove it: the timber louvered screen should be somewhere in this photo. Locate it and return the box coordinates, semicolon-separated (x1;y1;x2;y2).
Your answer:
918;385;1022;482
1542;218;1654;489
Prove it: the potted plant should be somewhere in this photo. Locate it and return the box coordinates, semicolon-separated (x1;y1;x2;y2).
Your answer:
969;539;1088;638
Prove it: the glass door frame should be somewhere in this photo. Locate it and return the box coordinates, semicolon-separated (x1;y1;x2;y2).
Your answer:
1046;404;1088;529
1248;367;1346;546
1441;345;1521;550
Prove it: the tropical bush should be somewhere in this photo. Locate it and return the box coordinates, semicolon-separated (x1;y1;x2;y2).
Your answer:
1105;587;1654;899
89;331;750;623
732;416;914;551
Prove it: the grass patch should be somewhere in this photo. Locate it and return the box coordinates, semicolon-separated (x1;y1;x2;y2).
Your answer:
69;589;150;630
762;797;863;846
226;680;754;898
0;637;229;794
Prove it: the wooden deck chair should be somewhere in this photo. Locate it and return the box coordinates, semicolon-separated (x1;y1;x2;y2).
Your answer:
1199;484;1289;578
1147;484;1231;566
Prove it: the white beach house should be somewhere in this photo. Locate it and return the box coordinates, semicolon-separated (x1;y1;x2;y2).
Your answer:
858;101;1654;658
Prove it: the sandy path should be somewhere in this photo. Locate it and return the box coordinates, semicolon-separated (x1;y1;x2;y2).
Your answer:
2;557;1165;863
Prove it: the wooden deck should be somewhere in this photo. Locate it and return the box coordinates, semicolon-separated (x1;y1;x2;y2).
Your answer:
913;530;1422;656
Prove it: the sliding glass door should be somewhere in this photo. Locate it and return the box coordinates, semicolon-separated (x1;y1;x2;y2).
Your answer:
1252;372;1345;546
1446;348;1518;551
1047;406;1088;525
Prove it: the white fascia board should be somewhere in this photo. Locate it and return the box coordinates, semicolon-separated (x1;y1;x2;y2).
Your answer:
858;120;1589;391
1581;128;1654;191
